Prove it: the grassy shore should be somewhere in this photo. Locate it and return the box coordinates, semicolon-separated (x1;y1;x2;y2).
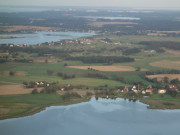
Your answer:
0;94;89;120
1;93;180;120
140;94;180;109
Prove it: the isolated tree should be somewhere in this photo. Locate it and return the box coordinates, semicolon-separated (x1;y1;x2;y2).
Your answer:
136;67;141;71
64;63;68;66
32;88;38;94
163;77;169;83
45;58;48;63
9;71;15;76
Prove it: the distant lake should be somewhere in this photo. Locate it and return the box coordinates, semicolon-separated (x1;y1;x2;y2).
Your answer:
0;98;180;135
77;16;140;20
0;32;95;45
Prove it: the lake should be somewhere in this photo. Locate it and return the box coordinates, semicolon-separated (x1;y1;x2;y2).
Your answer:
77;16;140;20
0;98;180;135
0;32;95;45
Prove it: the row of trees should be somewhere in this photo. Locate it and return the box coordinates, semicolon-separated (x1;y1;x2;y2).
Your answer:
122;48;141;55
139;41;180;50
62;92;81;100
144;70;180;75
139;71;180;85
0;45;81;57
57;72;76;80
65;56;134;64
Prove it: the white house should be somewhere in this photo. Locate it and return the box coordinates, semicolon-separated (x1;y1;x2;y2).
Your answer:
158;89;166;94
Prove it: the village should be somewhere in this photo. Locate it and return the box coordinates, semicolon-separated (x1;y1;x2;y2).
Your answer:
24;80;179;98
121;84;179;95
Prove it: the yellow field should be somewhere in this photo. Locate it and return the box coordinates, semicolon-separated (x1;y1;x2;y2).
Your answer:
68;66;147;71
0;84;42;95
1;25;53;32
0;71;27;76
150;60;180;70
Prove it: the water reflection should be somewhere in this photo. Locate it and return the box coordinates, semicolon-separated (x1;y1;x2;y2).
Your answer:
0;98;180;135
0;32;95;45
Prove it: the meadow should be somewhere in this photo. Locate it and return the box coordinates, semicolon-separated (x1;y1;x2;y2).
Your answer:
0;34;180;118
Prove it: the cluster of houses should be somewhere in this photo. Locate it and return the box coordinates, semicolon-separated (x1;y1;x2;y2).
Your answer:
24;81;50;88
24;81;72;90
58;38;121;46
8;44;29;47
60;84;71;91
121;84;179;95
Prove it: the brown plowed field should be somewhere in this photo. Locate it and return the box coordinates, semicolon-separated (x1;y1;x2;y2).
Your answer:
150;60;180;70
68;66;147;71
0;84;41;95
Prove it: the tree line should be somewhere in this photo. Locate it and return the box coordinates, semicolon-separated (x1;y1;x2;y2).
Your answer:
139;41;180;50
65;56;134;64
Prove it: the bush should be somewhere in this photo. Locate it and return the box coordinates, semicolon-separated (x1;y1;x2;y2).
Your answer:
64;63;68;66
40;84;59;94
47;70;53;76
86;92;93;97
163;102;175;106
9;71;15;76
57;72;76;79
32;88;38;94
62;92;81;100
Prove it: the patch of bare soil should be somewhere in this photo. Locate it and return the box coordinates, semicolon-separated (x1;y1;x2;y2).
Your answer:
67;66;147;71
0;71;27;76
150;60;180;70
0;108;10;115
0;84;42;95
165;49;180;56
32;57;56;63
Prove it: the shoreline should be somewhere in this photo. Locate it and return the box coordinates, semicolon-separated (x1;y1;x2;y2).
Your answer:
0;98;89;120
1;95;180;120
140;98;180;110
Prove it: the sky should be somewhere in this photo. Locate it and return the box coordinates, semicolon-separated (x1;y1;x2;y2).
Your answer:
1;0;180;9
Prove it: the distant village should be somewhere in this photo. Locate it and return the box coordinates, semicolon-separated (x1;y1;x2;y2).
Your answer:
24;80;179;97
4;37;121;47
120;84;179;95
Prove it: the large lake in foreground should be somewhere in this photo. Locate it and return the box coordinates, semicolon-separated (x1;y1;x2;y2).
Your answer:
0;32;95;45
0;98;180;135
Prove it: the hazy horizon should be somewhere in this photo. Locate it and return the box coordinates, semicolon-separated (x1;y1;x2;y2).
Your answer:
0;0;180;9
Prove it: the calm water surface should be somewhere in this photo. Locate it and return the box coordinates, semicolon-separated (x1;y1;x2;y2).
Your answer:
0;98;180;135
77;16;140;20
0;32;95;45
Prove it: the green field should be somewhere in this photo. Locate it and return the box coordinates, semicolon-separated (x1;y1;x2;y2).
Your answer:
0;34;180;119
140;94;180;109
0;94;87;120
